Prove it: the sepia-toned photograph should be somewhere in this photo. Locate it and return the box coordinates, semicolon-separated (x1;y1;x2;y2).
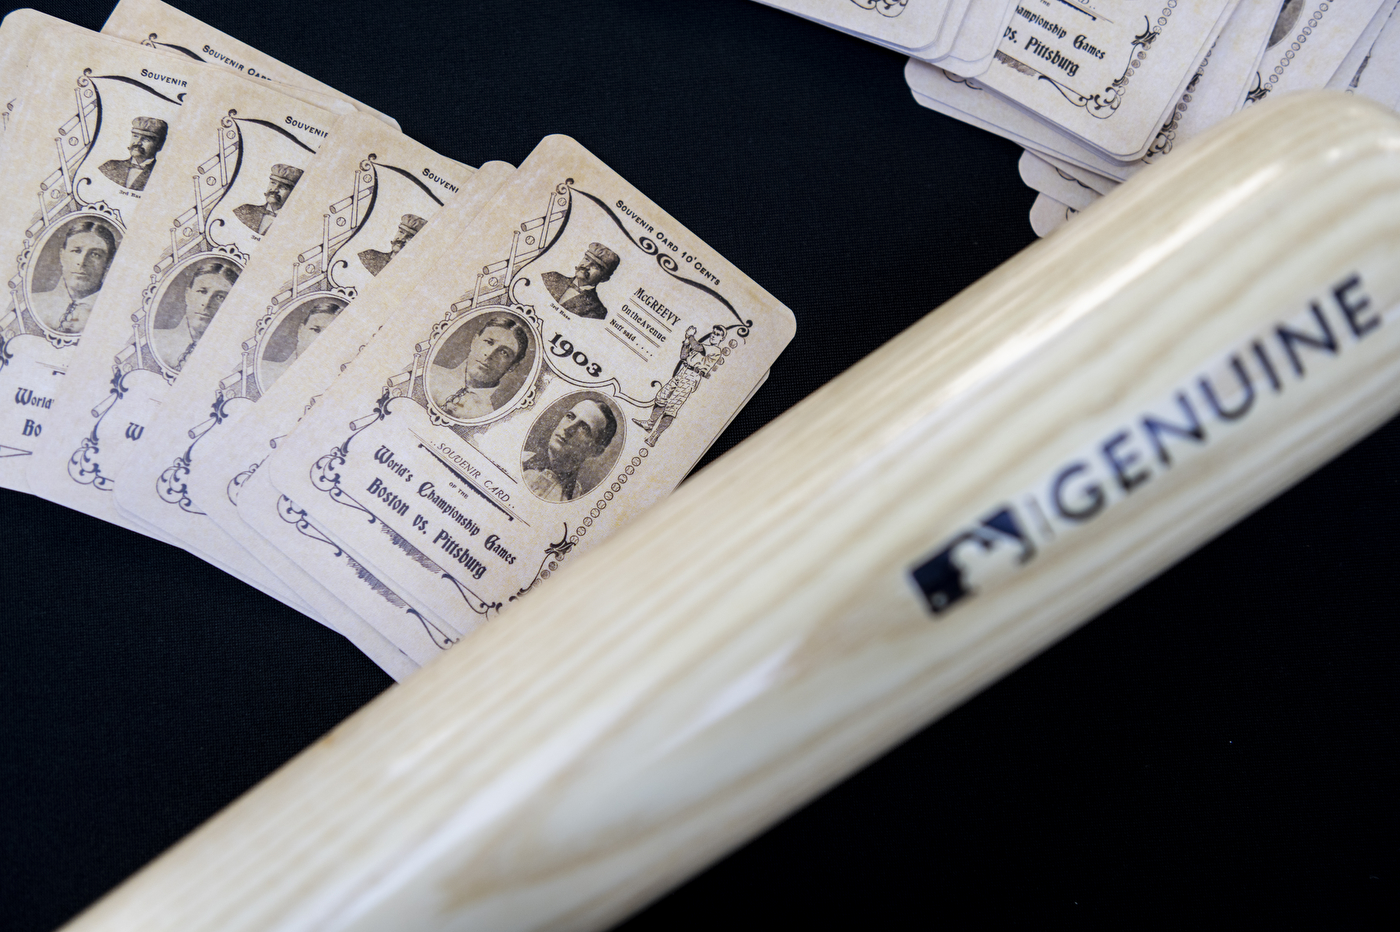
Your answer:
541;241;619;320
257;294;348;389
149;258;241;373
1268;0;1305;49
426;310;536;421
520;391;624;503
234;163;304;235
357;213;426;277
97;116;167;191
26;214;122;336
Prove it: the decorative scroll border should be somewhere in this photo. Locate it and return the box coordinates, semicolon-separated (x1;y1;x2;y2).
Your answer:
1143;40;1211;161
304;391;503;630
995;6;1176;122
276;493;459;649
302;176;756;627
1245;3;1331;105
155;153;396;514
851;0;907;16
1;72;141;371
67;110;246;493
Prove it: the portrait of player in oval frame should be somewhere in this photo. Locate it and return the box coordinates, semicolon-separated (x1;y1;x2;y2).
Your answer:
24;212;123;339
425;309;539;426
255;293;349;391
520;391;625;504
148;254;243;376
1268;0;1305;49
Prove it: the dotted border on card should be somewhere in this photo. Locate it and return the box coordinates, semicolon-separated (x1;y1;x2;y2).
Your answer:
1268;3;1329;90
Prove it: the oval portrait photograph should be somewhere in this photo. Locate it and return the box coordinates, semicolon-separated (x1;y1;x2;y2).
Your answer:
26;213;123;337
256;293;348;390
149;256;242;374
520;391;625;504
426;309;537;423
1268;0;1305;49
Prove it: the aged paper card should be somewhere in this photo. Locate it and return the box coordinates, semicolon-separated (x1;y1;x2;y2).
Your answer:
0;26;199;493
977;0;1236;159
266;135;795;656
102;0;398;129
906;60;1138;179
1029;190;1076;236
0;9;68;136
1243;0;1387;107
907;0;1278;182
1018;150;1100;210
1351;6;1400;108
112;113;476;610
226;165;517;675
1324;1;1397;97
26;65;344;565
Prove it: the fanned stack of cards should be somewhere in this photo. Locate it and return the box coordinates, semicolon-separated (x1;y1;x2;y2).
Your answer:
0;0;796;680
764;1;1400;237
911;0;1400;236
757;0;1020;76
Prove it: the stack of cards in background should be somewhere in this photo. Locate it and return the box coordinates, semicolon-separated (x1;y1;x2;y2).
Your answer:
0;0;796;679
914;0;1400;236
756;0;1020;76
765;1;1400;237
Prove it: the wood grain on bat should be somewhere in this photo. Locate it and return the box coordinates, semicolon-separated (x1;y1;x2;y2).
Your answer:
62;93;1400;932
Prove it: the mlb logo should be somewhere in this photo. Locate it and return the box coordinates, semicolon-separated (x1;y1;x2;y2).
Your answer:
910;507;1036;615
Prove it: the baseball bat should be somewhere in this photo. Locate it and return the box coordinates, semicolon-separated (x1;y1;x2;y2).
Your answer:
59;92;1400;931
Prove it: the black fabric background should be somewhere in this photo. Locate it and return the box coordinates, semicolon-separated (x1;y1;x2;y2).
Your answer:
0;1;1395;927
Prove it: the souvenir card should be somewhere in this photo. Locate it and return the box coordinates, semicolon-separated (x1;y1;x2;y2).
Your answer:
0;26;199;494
1355;8;1400;108
1341;3;1400;108
25;65;345;578
905;60;1140;179
1115;0;1278;162
233;207;771;673
907;0;1280;185
1242;0;1387;106
976;0;1238;160
0;9;67;135
110;114;474;595
1018;2;1243;157
1153;0;1278;150
265;136;796;658
1325;0;1396;95
753;0;954;53
230;178;772;673
0;12;369;144
1011;2;1279;243
102;0;399;129
991;1;1238;159
1028;191;1076;236
1018;150;1101;211
227;165;518;674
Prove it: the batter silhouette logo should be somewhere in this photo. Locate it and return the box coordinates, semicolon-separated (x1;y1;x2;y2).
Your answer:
910;507;1034;614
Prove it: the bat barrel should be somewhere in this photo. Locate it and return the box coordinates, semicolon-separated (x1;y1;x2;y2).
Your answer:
63;92;1400;932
